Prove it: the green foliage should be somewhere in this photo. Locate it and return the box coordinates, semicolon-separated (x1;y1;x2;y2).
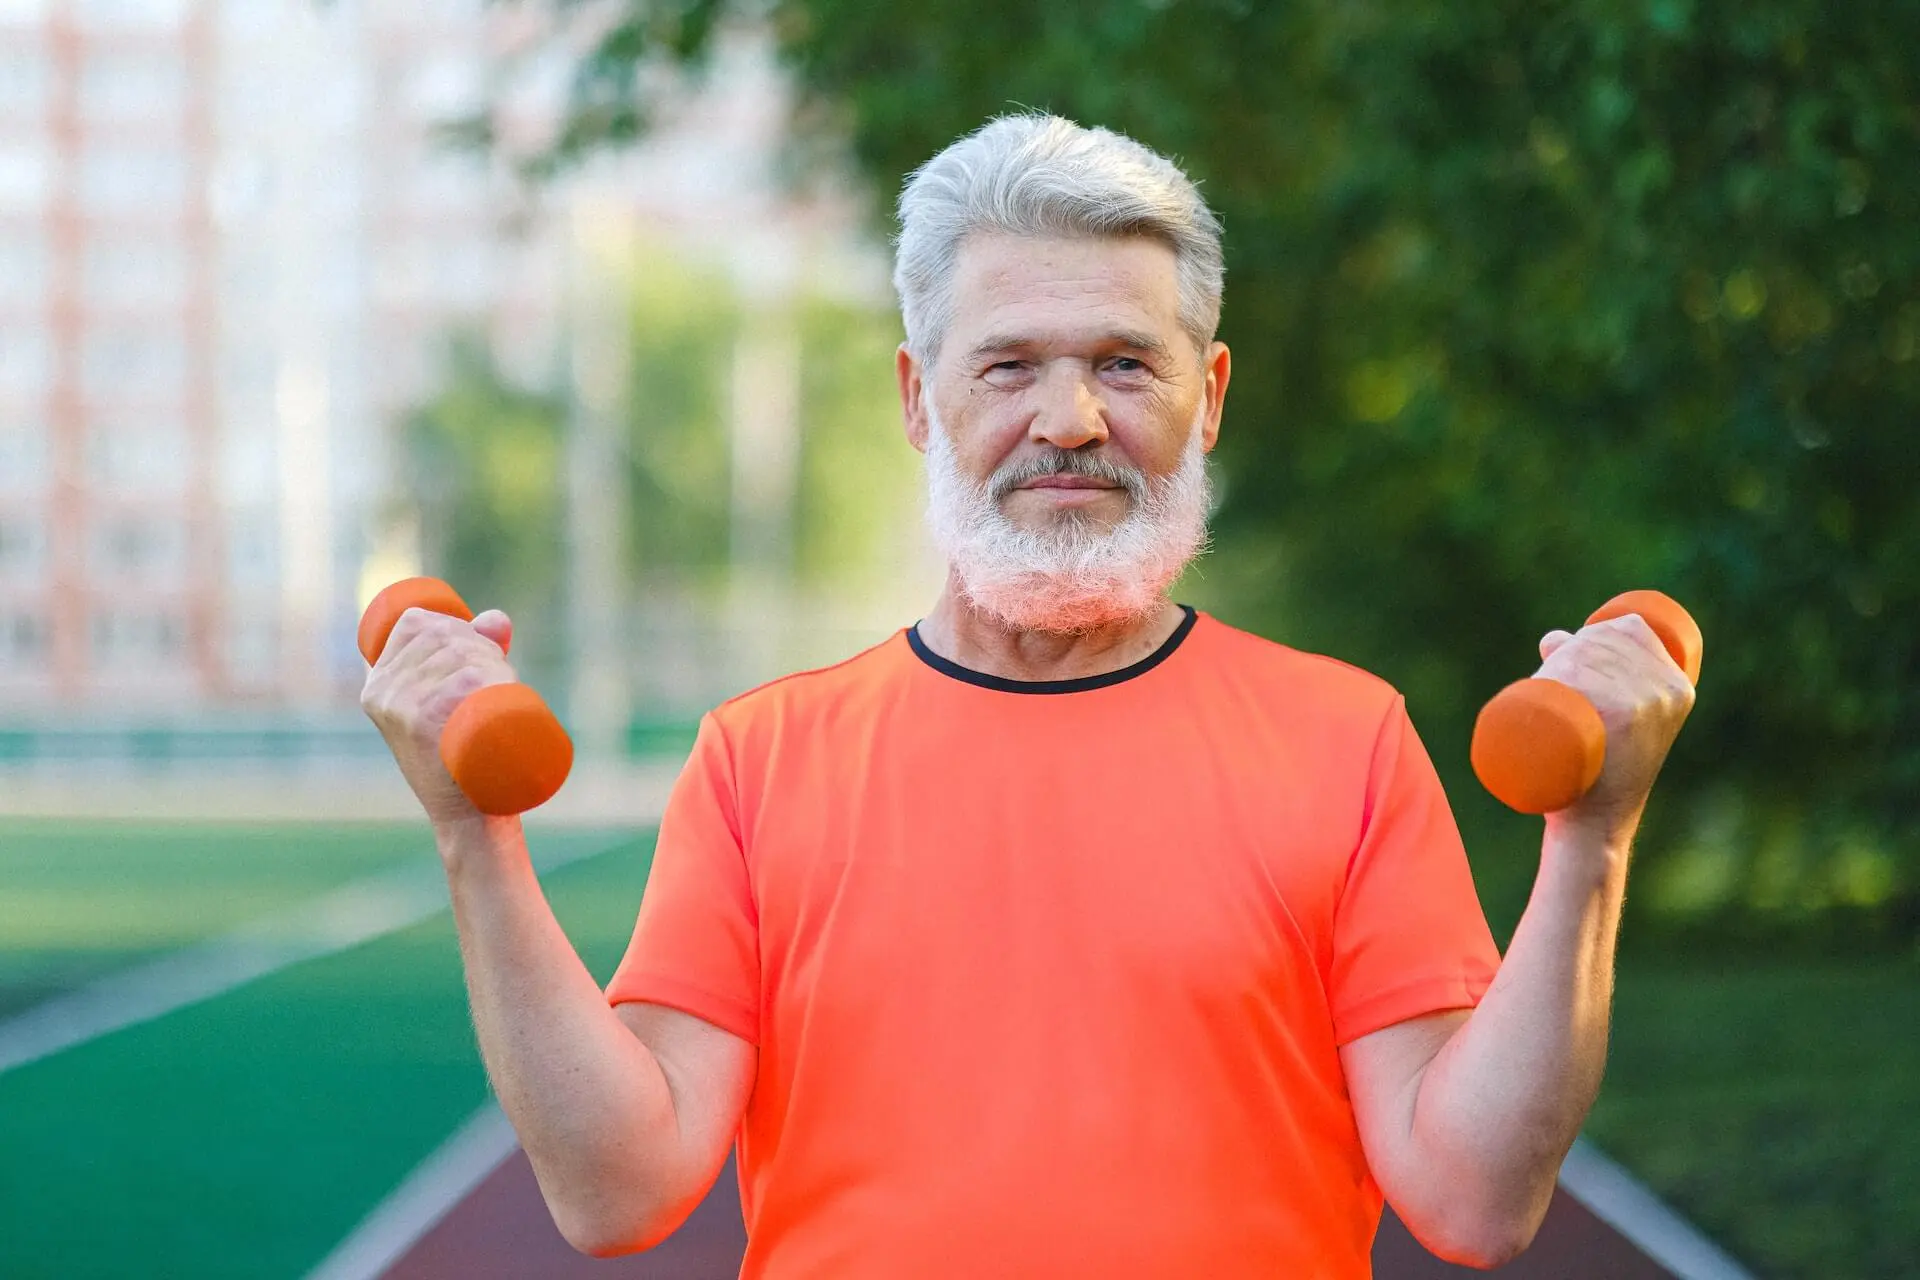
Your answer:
1591;954;1920;1279
399;253;916;672
401;332;569;687
623;247;740;583
497;0;1920;945
793;296;920;588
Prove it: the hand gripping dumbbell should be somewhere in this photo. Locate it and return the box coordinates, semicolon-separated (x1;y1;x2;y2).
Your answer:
358;577;574;816
1470;590;1702;815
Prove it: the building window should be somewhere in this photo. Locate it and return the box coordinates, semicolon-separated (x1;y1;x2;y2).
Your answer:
0;423;49;491
226;506;276;586
89;515;186;582
0;513;44;580
86;415;189;494
0;324;50;394
82;326;188;398
0;46;48;120
74;0;185;32
84;239;189;310
0;610;45;671
209;150;271;226
0;0;48;28
0;142;49;215
0;236;50;310
90;609;184;667
225;610;275;683
79;147;187;218
80;51;188;126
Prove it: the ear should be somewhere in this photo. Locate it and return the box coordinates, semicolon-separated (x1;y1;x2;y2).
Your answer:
1199;340;1231;453
897;344;930;454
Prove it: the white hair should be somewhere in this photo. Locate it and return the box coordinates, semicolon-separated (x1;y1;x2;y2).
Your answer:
894;113;1225;366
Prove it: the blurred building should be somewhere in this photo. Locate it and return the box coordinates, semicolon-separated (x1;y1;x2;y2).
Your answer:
0;1;916;752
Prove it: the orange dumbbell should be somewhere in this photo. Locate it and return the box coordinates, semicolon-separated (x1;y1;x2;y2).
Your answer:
1470;590;1702;815
358;577;575;817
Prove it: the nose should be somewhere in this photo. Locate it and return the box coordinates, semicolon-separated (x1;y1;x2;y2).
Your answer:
1029;366;1108;451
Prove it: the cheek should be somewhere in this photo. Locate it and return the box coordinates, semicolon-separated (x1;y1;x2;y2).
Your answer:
946;394;1031;466
1109;401;1197;473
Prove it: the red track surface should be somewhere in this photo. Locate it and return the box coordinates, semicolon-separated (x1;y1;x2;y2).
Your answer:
384;1150;1676;1278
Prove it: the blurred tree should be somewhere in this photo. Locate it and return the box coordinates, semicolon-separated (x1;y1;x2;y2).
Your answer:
399;254;918;715
468;0;1920;943
621;244;739;586
401;332;570;691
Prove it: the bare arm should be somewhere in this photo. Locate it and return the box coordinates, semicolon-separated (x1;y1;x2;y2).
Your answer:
1341;614;1694;1268
363;606;755;1256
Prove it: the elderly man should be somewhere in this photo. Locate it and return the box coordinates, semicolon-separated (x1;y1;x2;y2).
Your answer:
363;114;1694;1277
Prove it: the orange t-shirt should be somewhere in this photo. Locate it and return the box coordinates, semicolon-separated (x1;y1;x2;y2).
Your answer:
606;608;1502;1278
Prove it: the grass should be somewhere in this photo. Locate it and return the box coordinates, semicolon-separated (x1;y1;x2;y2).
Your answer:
0;822;435;1019
0;826;656;1280
1592;954;1920;1280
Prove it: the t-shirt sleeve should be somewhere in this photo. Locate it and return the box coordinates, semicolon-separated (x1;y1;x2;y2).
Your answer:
603;712;760;1045
1328;695;1502;1046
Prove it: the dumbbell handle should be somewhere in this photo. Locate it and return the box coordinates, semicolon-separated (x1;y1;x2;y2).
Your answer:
1470;590;1701;815
359;577;574;817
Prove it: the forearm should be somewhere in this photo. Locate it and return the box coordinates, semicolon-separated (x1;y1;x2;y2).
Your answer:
438;816;685;1243
1411;818;1631;1240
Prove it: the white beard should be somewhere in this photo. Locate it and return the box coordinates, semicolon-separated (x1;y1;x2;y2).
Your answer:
922;405;1213;635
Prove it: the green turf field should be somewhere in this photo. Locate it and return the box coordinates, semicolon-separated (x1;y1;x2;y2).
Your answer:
0;818;1912;1279
0;820;655;1279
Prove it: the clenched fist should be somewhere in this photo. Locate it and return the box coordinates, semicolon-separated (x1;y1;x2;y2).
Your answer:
1533;611;1696;843
360;606;518;830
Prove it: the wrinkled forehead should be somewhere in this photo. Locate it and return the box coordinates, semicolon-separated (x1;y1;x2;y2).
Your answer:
946;232;1186;354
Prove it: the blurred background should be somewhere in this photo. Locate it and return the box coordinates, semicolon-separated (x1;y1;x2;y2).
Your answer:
0;1;1914;1278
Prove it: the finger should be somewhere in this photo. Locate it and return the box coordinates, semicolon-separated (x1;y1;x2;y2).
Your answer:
1594;612;1671;664
471;609;513;657
1538;629;1576;662
379;606;467;671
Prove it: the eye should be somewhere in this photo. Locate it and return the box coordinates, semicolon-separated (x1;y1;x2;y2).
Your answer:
1104;357;1151;377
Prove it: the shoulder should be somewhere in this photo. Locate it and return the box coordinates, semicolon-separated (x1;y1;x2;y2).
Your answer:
1190;612;1405;725
704;630;913;748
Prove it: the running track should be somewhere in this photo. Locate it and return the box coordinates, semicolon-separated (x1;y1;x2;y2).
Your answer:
380;1148;1724;1279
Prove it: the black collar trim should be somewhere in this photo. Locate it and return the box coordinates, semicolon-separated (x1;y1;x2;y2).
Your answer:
906;606;1198;694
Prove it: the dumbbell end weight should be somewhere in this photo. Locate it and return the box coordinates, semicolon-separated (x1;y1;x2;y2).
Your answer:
358;577;474;665
1586;589;1702;684
442;683;576;816
1471;678;1607;815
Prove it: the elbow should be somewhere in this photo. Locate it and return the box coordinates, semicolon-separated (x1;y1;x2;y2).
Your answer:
555;1211;664;1260
550;1194;685;1260
1446;1229;1537;1272
1415;1210;1543;1271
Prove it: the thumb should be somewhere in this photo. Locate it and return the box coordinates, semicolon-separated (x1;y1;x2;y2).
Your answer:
1538;629;1575;663
472;609;513;657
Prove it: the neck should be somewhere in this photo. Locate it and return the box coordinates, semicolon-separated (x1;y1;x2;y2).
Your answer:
915;571;1189;683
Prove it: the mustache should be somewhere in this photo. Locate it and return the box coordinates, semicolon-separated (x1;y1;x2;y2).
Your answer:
987;449;1149;502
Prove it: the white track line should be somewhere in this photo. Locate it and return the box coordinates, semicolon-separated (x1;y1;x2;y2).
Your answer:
304;1102;520;1280
0;830;649;1078
1560;1138;1759;1280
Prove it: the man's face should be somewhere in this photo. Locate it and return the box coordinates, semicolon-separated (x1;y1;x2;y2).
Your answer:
896;232;1232;633
904;232;1225;527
